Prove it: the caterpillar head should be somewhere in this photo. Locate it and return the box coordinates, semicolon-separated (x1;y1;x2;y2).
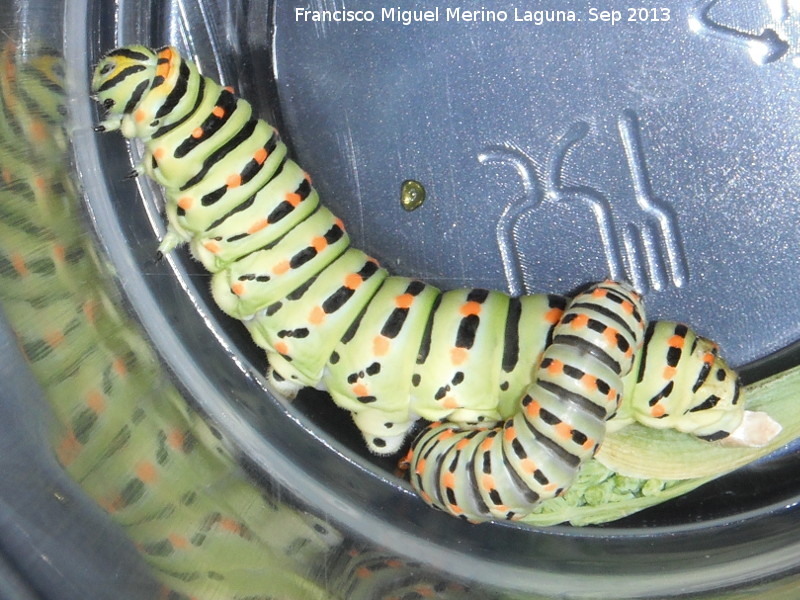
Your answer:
91;46;159;135
630;321;744;440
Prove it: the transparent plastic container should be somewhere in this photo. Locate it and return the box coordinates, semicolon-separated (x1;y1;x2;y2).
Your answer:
1;0;799;598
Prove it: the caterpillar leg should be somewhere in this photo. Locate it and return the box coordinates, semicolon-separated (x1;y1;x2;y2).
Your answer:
404;281;646;521
265;365;305;400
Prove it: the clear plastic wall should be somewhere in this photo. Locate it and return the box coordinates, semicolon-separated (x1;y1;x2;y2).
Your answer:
1;1;800;599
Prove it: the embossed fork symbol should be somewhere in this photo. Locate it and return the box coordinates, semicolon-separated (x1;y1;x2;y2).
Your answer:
480;111;688;294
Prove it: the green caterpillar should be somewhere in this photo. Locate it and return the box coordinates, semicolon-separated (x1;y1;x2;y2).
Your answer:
91;45;775;522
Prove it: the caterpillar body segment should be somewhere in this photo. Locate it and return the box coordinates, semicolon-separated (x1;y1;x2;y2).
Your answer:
92;45;772;521
246;248;389;389
622;321;762;444
405;281;646;520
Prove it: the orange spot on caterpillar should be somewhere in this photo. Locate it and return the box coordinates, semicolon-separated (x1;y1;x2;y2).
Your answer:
398;449;413;470
520;458;537;474
438;428;456;441
29;119;47;142
592;287;608;298
703;352;715;365
455;437;471;450
335;217;345;230
223;86;234;93
662;365;677;380
603;326;619;347
44;330;65;348
555;422;573;440
167;533;190;550
285;192;302;207
544;307;563;324
155;48;172;79
135;461;157;484
309;305;325;324
443;396;459;409
254;147;268;164
112;357;127;377
386;559;404;568
167;429;185;449
450;347;468;365
82;300;97;324
372;335;390;356
274;341;289;356
191;127;204;138
547;359;564;375
153;147;165;160
134;108;146;122
395;293;414;309
504;425;516;441
56;431;81;467
582;374;598;390
582;438;595;451
352;383;369;397
272;260;290;275
415;458;426;475
525;399;541;418
571;314;589;329
621;300;634;315
480;436;495;451
226;173;242;188
247;219;269;234
33;175;47;193
651;403;666;418
668;334;685;348
52;244;65;263
10;253;28;276
230;282;245;296
442;471;456;489
218;517;241;533
448;503;464;515
177;196;193;210
356;566;372;579
344;273;363;290
311;236;328;252
212;105;225;118
203;241;220;254
103;495;124;514
86;389;105;413
481;474;496;490
459;300;482;317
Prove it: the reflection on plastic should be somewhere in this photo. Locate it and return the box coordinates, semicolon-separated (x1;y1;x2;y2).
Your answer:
0;42;497;600
690;0;798;66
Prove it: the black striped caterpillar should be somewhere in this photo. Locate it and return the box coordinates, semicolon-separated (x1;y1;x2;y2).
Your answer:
91;45;775;522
